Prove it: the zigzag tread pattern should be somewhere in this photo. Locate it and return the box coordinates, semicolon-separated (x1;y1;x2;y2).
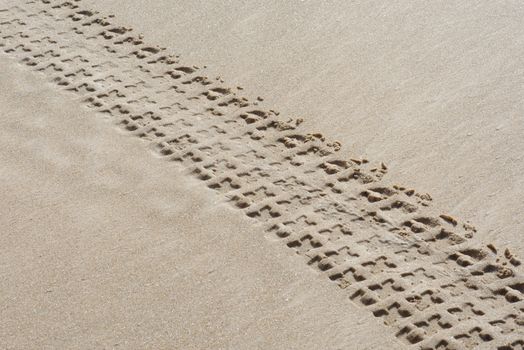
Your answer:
1;1;523;349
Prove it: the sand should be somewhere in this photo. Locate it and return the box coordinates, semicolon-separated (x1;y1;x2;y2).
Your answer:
82;0;524;254
0;55;397;349
1;1;523;349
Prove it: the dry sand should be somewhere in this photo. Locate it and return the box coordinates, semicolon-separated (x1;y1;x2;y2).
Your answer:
82;0;524;254
0;56;397;349
1;1;523;349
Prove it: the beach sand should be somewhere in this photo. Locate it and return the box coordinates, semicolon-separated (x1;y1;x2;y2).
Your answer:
83;0;524;253
0;55;397;349
1;1;523;349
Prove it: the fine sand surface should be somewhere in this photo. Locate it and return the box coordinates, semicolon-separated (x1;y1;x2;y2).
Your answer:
83;0;524;253
1;1;523;349
0;56;397;349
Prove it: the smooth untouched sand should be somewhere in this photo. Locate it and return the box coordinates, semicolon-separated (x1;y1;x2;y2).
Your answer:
1;1;523;349
0;56;397;349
